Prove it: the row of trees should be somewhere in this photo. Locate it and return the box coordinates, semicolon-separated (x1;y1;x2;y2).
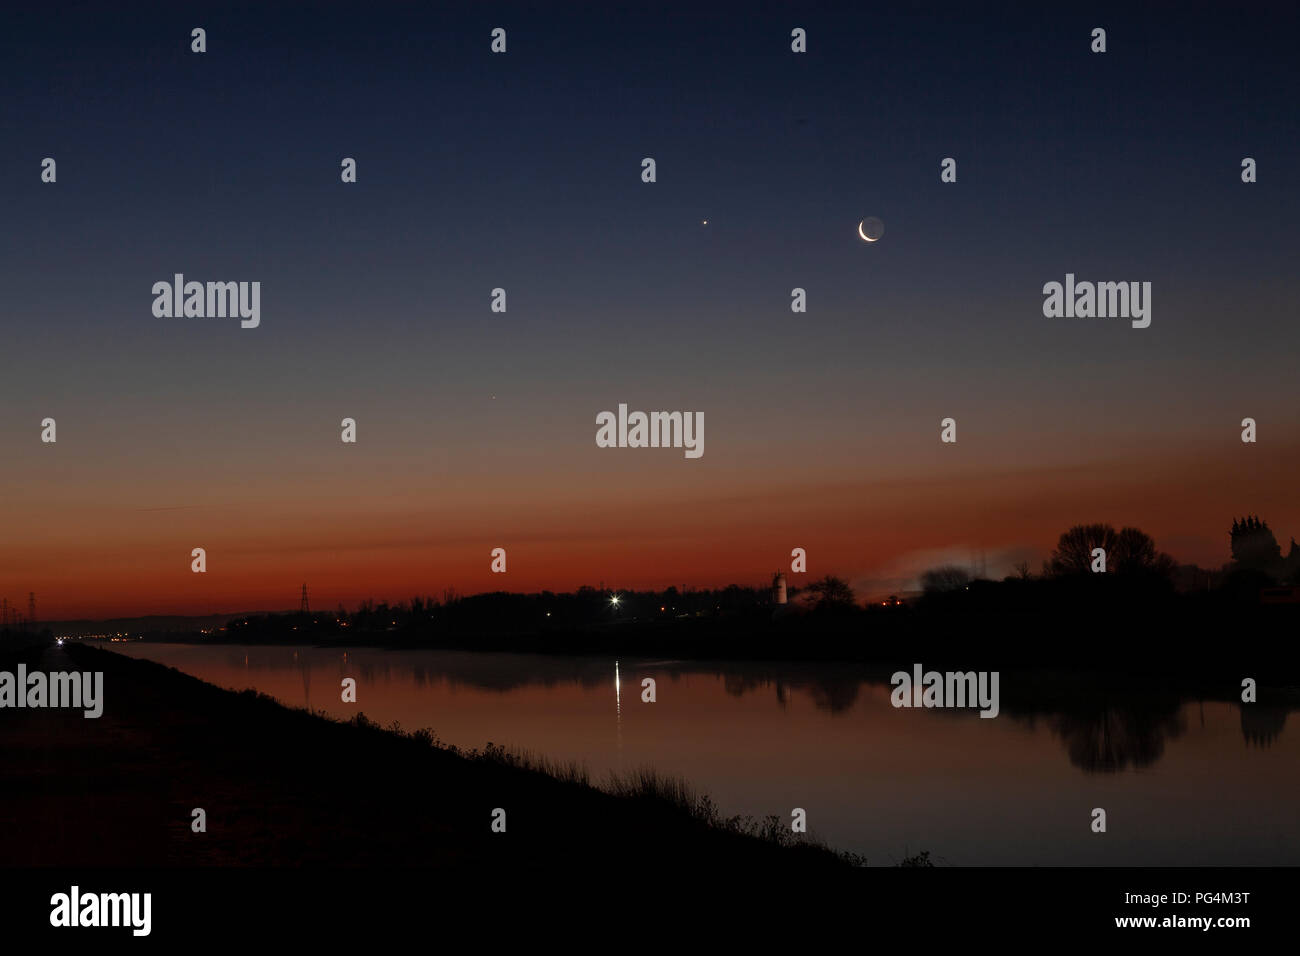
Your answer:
216;518;1295;644
226;583;781;643
924;523;1176;595
921;517;1300;598
1043;524;1175;577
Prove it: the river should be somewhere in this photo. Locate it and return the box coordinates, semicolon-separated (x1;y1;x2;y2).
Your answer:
107;642;1300;865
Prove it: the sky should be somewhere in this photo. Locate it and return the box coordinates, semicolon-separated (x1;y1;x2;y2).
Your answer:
2;2;1298;619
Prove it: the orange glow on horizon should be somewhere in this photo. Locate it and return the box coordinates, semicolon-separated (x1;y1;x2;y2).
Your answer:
6;431;1298;620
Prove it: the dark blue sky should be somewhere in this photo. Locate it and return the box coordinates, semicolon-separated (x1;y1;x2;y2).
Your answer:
3;2;1298;615
5;2;1296;347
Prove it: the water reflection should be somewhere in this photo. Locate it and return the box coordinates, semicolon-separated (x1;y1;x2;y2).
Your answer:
105;642;1300;864
1241;704;1289;747
171;646;1299;772
1043;704;1186;773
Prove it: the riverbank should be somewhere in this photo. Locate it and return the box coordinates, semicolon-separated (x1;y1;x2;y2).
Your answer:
0;642;854;869
116;600;1300;675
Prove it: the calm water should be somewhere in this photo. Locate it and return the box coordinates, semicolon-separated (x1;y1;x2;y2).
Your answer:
107;642;1300;865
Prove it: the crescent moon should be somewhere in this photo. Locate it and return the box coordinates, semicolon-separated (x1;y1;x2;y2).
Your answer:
858;220;877;242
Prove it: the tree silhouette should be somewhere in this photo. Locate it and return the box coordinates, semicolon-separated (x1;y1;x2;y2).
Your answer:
920;565;971;593
1111;526;1177;577
1048;523;1117;575
1048;523;1174;577
1230;515;1283;574
802;575;856;610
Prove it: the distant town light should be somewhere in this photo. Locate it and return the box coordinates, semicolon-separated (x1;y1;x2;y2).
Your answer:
610;595;621;607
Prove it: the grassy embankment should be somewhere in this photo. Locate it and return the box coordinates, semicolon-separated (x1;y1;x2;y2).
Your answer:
0;641;861;869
